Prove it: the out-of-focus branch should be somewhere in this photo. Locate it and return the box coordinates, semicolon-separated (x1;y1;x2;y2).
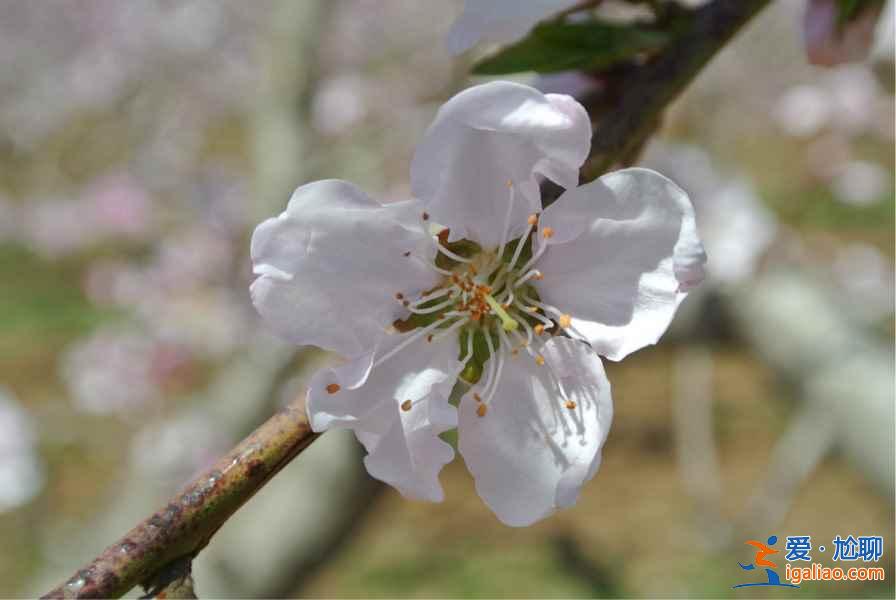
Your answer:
42;397;319;599
580;0;771;181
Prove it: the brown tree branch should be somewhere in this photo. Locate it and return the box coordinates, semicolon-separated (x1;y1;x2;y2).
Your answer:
42;398;319;598
42;1;772;597
580;0;771;181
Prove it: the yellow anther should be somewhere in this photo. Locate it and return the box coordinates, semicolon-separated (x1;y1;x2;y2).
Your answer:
326;383;340;394
527;213;538;226
506;180;513;188
534;324;545;336
477;403;488;417
565;400;577;410
558;314;572;328
542;227;554;239
401;399;412;411
535;355;545;366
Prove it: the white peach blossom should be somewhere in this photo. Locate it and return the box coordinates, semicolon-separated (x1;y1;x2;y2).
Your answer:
251;81;705;525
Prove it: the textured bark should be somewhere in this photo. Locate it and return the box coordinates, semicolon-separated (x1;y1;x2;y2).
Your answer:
42;398;319;599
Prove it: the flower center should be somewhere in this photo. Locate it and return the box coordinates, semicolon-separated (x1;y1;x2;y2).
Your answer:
327;182;580;419
391;183;569;393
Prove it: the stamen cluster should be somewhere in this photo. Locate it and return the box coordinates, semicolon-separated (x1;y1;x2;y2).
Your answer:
386;183;574;417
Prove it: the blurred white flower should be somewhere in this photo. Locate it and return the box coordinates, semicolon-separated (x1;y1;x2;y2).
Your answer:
62;328;191;415
773;85;833;138
773;66;885;140
642;141;777;286
830;160;890;206
824;66;881;134
0;387;44;512
832;243;895;323
447;0;579;54
140;289;252;359
311;74;368;136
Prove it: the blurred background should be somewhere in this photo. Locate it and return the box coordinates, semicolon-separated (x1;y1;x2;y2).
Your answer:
0;1;892;597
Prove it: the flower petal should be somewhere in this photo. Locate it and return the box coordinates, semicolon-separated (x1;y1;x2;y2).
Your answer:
535;168;706;361
410;81;591;248
307;332;462;501
458;337;612;526
446;0;580;54
250;180;439;357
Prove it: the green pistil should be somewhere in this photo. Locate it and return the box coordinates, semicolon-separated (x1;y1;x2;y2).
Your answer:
483;293;518;331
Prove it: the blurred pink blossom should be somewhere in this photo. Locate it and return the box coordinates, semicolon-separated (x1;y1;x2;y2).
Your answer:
83;172;154;239
62;327;194;416
804;0;883;67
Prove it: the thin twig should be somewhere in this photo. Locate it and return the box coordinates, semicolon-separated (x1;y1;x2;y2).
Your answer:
42;398;319;598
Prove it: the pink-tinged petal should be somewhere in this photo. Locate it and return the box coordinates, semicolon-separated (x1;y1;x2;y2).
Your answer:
458;337;612;526
536;168;706;361
804;0;883;67
250;180;439;357
411;81;591;248
447;0;580;54
307;332;462;502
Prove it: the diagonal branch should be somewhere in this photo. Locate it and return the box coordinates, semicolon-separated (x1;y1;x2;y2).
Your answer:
42;398;319;599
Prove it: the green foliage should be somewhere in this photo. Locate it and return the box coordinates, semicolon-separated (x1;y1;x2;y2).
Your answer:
0;246;111;341
458;327;499;385
434;237;481;271
472;20;668;75
335;541;601;598
836;0;885;26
